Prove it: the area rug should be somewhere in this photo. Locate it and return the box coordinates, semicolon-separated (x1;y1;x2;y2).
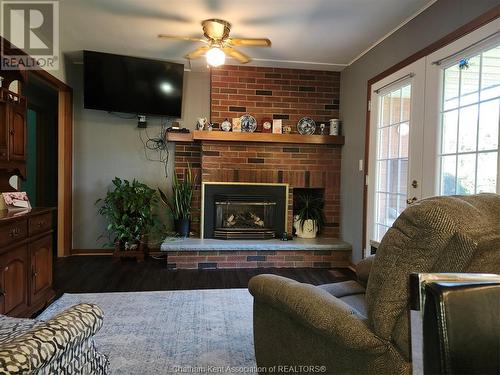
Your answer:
38;289;255;374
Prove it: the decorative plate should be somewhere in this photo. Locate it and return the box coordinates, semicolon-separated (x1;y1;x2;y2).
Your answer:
221;118;232;132
240;114;257;133
297;117;316;135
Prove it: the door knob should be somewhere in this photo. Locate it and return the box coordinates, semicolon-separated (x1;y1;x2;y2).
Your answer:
412;180;418;188
406;197;418;205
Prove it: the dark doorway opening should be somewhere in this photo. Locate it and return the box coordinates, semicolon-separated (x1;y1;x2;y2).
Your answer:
24;75;59;256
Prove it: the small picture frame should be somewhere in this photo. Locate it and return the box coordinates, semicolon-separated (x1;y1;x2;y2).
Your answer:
232;118;241;132
272;119;282;134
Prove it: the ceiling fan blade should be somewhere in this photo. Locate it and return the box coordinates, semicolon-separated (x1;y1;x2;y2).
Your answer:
222;47;251;64
185;45;210;60
158;34;207;43
229;38;271;47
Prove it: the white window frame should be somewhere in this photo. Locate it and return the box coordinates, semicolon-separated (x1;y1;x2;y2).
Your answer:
423;19;500;196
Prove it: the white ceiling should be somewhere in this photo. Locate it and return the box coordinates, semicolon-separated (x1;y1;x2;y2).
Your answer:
61;0;435;71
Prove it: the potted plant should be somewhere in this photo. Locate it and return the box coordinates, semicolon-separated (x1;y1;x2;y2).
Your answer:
159;166;197;237
96;177;159;260
293;192;325;239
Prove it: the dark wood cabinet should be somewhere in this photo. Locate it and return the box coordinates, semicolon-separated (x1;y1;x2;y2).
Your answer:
0;245;28;315
0;208;55;317
30;235;52;305
0;88;27;175
8;101;26;161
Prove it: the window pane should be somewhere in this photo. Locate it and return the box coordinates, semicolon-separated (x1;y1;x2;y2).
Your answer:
378;127;389;159
443;65;460;110
387;194;398;225
481;46;500;100
478;99;499;151
401;85;411;121
440;155;457;195
381;95;391;126
399;159;408;194
442;110;458;154
399;122;409;157
377;160;387;192
376;192;387;224
458;105;478;152
387;159;399;194
477;152;498;193
460;55;480;106
398;195;407;217
389;125;399;158
457;154;476;194
390;89;402;124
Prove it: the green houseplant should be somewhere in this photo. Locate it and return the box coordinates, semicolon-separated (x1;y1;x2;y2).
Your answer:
96;178;159;255
293;192;325;239
159;167;197;237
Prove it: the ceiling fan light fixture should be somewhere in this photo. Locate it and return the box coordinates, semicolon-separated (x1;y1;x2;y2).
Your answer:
206;47;225;67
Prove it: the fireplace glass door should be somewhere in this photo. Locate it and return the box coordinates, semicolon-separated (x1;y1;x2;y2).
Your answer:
214;195;277;239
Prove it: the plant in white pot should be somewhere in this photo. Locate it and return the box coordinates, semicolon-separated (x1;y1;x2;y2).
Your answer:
293;192;325;239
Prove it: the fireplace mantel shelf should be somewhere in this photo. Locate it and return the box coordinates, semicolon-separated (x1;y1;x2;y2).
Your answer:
166;130;345;145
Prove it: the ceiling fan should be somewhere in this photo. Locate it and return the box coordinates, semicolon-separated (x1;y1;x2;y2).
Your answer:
158;19;271;67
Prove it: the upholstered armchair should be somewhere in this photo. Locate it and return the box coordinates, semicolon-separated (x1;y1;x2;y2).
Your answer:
0;303;109;374
249;194;500;374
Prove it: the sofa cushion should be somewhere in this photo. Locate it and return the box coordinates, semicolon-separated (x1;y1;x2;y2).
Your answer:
366;194;500;360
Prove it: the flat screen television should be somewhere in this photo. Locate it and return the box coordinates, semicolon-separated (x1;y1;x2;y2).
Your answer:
84;50;184;117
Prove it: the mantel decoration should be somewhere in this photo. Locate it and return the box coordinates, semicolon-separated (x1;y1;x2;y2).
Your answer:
293;192;325;239
297;117;316;135
96;178;159;261
159;166;197;237
240;114;257;132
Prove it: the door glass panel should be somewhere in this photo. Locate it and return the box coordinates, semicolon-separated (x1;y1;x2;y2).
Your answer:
443;65;460;110
477;152;498;193
457;105;478;152
373;83;412;242
481;46;500;100
439;44;500;196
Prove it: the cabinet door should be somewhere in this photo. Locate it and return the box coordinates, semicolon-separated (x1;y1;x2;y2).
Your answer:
0;246;28;316
30;235;53;303
8;102;26;161
0;102;8;160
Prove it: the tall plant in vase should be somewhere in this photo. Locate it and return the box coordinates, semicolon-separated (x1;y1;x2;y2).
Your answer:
159;167;197;237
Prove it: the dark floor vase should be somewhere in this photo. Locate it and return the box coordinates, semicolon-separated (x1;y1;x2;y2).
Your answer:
175;218;190;237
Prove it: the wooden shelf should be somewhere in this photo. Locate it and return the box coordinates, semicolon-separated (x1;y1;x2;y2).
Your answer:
165;132;193;142
167;130;344;145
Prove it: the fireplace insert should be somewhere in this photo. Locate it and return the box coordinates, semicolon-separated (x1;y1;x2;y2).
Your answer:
214;195;277;239
202;183;287;239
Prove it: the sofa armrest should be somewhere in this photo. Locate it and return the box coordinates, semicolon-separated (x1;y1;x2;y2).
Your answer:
249;274;386;351
356;255;375;286
0;303;104;373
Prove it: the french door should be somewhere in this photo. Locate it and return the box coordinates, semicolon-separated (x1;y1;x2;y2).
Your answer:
366;59;425;246
366;19;499;255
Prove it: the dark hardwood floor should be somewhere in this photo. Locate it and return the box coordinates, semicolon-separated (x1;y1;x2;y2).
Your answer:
54;255;355;297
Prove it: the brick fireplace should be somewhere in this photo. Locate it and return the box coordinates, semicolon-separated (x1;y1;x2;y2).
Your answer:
162;65;349;269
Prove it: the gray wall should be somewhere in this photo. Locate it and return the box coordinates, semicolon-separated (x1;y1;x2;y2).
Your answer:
340;0;498;263
68;65;210;249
